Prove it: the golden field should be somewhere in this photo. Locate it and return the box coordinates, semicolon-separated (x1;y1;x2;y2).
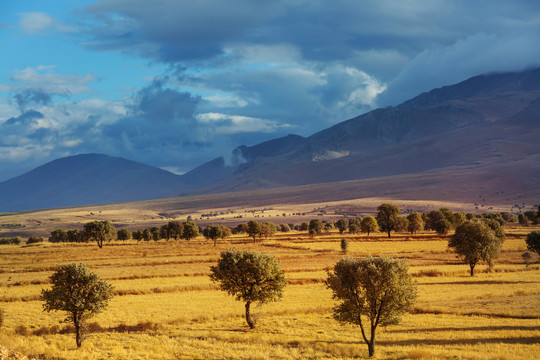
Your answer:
0;225;539;359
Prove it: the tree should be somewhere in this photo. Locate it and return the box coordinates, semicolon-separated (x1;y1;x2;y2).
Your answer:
522;251;533;268
335;219;348;234
360;216;378;236
67;229;83;243
448;220;505;276
246;220;263;243
41;263;113;347
526;230;540;255
309;219;324;237
182;221;199;240
117;229;132;241
406;212;424;234
203;224;223;247
83;221;116;248
280;224;291;232
326;256;417;357
209;250;286;329
427;210;452;235
376;204;401;238
49;229;67;243
220;225;232;240
166;221;183;240
341;239;349;254
261;222;277;238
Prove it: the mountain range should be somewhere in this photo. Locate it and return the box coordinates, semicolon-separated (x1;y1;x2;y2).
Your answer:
1;68;540;212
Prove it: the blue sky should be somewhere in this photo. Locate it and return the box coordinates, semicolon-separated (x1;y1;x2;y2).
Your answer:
1;0;540;180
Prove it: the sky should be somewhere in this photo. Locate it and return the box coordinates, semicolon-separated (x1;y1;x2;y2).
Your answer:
1;0;540;181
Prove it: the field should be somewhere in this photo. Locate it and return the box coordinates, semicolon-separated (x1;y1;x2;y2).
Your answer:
0;225;539;359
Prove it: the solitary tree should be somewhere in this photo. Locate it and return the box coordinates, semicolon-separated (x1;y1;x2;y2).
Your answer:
203;224;223;247
448;220;505;276
522;251;533;268
340;239;349;254
83;221;117;248
406;212;424;234
209;250;286;329
526;230;540;255
376;204;401;238
326;256;417;357
41;263;114;347
360;216;379;236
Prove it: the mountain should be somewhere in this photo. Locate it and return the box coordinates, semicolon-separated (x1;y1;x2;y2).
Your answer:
183;68;540;199
2;68;540;212
0;154;190;211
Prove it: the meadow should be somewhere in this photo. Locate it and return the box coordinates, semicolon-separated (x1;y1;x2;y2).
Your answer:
0;226;539;359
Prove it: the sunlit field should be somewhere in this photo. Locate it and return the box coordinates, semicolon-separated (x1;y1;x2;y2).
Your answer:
1;228;539;359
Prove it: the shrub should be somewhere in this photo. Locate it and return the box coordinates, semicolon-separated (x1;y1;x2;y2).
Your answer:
27;236;44;244
340;239;348;254
0;237;22;245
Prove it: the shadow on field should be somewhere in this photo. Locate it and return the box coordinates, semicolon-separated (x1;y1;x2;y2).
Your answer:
377;336;540;346
388;325;540;333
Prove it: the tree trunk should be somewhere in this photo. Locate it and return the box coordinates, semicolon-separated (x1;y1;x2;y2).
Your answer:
214;238;217;247
368;340;375;357
245;301;255;329
469;262;475;276
387;230;391;238
74;318;83;348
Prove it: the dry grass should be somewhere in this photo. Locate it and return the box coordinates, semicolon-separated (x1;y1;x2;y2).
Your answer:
0;225;539;359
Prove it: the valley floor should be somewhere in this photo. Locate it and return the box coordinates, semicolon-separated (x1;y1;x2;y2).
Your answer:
0;228;539;359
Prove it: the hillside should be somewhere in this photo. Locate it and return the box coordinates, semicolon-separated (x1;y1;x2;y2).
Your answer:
0;154;189;211
1;68;539;212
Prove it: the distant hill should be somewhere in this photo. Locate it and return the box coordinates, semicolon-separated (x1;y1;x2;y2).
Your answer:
2;68;540;212
0;154;189;211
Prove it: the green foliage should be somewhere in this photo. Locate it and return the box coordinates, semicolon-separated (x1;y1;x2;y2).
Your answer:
449;220;505;276
27;236;44;244
340;239;348;254
426;210;452;234
0;237;22;245
526;230;540;255
41;263;114;347
406;212;424;234
326;256;417;357
117;229;132;241
335;219;348;234
376;203;401;238
262;222;277;238
209;250;286;328
203;224;223;247
49;229;68;243
83;221;117;248
246;220;263;242
308;219;324;237
522;251;533;268
360;216;378;236
181;221;199;240
280;224;291;232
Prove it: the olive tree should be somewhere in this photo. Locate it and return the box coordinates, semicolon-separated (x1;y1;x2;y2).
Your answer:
41;263;113;347
335;218;348;234
181;221;199;240
448;220;505;276
526;230;540;255
360;216;378;236
406;212;424;234
203;224;223;247
209;250;286;329
376;204;401;238
83;221;117;248
246;220;263;243
326;256;417;357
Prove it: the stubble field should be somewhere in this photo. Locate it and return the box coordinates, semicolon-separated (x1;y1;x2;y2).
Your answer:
0;227;539;359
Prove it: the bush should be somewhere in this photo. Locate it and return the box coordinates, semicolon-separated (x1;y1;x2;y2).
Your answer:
27;236;44;244
340;239;348;254
0;237;22;245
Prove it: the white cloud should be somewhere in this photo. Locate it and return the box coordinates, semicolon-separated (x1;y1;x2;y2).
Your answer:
196;112;288;134
8;66;96;95
18;12;74;34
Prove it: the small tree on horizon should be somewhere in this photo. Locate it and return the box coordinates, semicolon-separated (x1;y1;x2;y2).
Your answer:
83;221;117;248
376;204;400;238
360;216;378;236
326;256;417;357
41;263;113;348
209;250;286;329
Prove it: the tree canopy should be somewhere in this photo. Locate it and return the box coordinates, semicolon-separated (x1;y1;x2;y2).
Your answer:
448;220;505;276
83;221;117;248
326;256;417;357
526;230;540;255
376;204;401;238
209;250;286;329
41;263;114;347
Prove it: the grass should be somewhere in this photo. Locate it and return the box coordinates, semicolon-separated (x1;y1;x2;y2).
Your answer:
0;226;539;359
